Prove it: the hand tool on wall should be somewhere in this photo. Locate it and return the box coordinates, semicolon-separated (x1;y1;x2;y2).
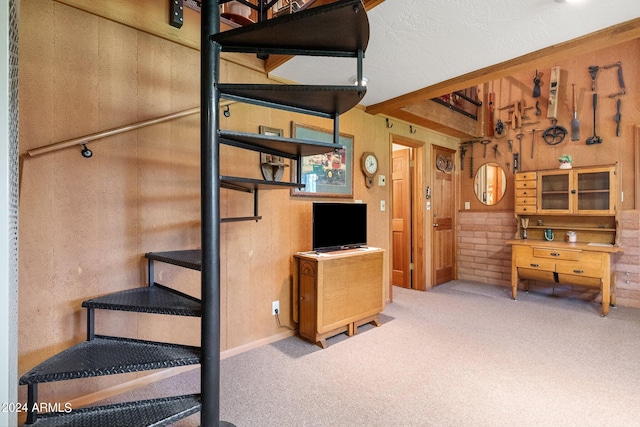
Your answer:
480;139;492;158
508;139;513;152
535;100;541;116
547;67;560;119
460;145;467;170
515;133;525;167
588;65;599;91
586;93;602;145
614;98;621;137
571;84;580;141
542;119;567;145
604;61;626;97
530;128;543;159
493;144;500;158
469;142;475;178
533;70;541;98
495;119;507;138
513;153;519;173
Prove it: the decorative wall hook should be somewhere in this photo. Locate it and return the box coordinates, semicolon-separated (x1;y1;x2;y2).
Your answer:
409;125;416;134
81;144;93;158
223;105;230;117
386;118;393;128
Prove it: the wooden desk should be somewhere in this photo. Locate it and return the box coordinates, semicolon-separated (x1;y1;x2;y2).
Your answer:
507;239;622;316
293;248;384;348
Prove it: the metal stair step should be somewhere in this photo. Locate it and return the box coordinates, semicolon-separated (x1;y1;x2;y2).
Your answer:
211;0;368;57
27;394;200;427
145;250;202;271
20;336;200;385
82;284;201;317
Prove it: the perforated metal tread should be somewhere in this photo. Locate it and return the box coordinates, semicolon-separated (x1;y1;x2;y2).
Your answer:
218;83;366;118
145;250;202;271
210;0;369;57
27;394;201;427
82;284;201;317
219;129;345;159
19;336;200;385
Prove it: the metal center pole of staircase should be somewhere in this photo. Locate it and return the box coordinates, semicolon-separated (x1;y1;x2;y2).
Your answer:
201;1;231;426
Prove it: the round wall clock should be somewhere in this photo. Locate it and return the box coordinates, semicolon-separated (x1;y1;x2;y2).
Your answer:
360;152;378;188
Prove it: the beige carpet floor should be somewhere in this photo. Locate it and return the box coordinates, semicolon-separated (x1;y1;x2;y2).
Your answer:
101;280;640;426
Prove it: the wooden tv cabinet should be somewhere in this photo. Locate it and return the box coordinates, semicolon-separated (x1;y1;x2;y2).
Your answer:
293;248;384;348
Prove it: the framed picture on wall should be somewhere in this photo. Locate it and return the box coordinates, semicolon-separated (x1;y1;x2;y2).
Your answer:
290;122;354;198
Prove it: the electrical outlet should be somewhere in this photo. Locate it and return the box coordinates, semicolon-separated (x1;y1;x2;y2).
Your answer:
272;300;279;315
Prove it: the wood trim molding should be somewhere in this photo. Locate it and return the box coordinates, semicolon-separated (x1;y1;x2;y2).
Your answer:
367;17;640;116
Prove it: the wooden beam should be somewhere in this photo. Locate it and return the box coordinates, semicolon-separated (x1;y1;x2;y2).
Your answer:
366;17;640;116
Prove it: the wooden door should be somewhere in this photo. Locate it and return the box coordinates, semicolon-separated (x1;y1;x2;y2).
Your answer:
431;146;456;285
392;148;412;288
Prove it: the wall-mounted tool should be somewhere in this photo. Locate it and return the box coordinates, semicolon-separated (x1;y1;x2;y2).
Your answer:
515;133;525;168
480;139;492;158
571;84;580;141
530;128;543;159
604;61;626;97
535;100;541;116
533;70;541;98
495;119;507;138
513;153;519;173
586;93;602;145
508;139;513;152
493;144;501;158
614;98;622;137
588;65;599;91
547;67;560;119
542;119;567;145
460;145;467;170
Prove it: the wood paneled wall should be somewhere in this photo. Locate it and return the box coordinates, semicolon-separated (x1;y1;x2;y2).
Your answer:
460;39;640;212
18;0;399;404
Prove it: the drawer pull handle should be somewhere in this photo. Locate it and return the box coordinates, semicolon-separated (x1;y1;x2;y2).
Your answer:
573;269;584;274
551;253;560;257
530;263;539;267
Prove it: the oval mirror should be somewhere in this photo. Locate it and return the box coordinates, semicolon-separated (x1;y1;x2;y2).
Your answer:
474;163;507;205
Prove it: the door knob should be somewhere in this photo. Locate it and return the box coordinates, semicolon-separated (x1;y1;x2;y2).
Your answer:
433;223;439;228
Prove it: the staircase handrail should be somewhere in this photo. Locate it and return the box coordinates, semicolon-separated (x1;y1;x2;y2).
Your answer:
26;107;201;157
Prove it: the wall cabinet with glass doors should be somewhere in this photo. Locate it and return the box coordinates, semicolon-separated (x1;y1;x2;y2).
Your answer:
537;165;618;215
514;164;620;245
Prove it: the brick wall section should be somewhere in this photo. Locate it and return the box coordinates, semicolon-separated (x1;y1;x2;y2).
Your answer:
456;210;640;309
457;212;517;287
615;210;640;308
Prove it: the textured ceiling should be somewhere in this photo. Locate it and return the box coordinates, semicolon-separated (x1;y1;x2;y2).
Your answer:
270;0;640;107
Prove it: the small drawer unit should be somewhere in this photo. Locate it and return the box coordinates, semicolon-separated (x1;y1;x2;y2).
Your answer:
515;172;537;214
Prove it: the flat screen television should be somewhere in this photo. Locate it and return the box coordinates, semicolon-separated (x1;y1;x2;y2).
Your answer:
312;202;367;252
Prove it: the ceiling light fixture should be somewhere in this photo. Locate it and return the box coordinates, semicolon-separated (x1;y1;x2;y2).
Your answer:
555;0;584;3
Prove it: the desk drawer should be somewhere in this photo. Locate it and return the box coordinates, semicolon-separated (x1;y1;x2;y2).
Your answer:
515;257;555;271
516;172;537;181
533;247;581;261
518;268;555;282
516;197;536;206
556;273;601;288
515;180;537;189
516;189;536;198
555;253;603;277
515;205;536;214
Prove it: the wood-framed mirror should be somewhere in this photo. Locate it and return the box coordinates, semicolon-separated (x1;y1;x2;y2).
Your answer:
474;162;506;206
